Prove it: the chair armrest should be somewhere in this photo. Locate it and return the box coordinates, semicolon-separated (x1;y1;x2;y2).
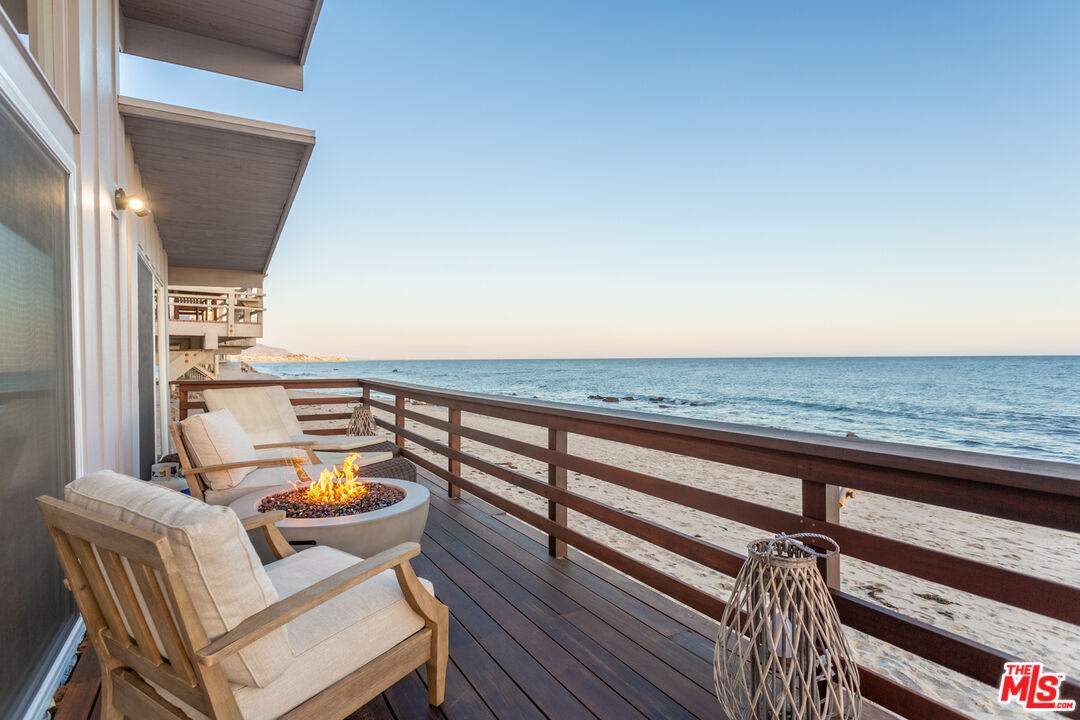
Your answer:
181;457;302;477
252;440;320;463
240;510;286;531
195;542;422;666
240;511;296;560
253;440;316;450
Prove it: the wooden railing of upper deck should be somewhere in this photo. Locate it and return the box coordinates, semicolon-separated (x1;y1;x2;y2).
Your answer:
167;286;264;325
175;377;1080;720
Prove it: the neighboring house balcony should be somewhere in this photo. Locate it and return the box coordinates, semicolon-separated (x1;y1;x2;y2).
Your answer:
168;285;266;381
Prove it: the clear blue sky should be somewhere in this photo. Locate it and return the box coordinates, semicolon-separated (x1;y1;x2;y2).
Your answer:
121;1;1080;359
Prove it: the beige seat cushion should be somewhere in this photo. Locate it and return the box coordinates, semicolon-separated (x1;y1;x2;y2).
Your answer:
65;471;293;688
291;433;388;452
180;409;258;490
202;387;294;446
232;546;434;719
305;450;395;471
203;463;329;506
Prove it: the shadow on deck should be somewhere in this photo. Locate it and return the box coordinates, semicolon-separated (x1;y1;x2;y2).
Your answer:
55;468;722;720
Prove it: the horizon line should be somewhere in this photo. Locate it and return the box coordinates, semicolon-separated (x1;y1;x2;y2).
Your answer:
249;352;1080;363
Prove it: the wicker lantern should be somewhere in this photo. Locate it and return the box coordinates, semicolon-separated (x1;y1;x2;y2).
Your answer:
714;533;860;720
346;403;378;436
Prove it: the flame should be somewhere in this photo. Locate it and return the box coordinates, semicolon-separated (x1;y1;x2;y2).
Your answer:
291;453;368;504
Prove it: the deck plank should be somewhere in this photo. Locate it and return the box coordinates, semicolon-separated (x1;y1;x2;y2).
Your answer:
422;480;718;687
449;478;720;635
380;669;445;720
416;537;617;716
411;589;539;720
417;659;499;720
346;692;397;720
414;539;603;719
444;478;710;640
424;500;718;716
421;527;651;720
54;646;101;720
423;510;701;720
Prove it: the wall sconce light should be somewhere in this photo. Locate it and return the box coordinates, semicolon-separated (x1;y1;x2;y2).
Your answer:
115;188;149;217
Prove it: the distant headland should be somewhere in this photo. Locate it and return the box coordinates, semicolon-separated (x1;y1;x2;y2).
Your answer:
240;343;345;363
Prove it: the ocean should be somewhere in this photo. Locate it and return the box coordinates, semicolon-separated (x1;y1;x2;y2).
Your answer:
250;356;1080;464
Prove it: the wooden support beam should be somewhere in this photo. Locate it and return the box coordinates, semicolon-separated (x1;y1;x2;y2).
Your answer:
448;408;461;499
395;395;406;450
801;478;841;589
548;428;568;558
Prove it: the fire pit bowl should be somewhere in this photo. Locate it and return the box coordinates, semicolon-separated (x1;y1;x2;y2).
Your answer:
230;479;430;561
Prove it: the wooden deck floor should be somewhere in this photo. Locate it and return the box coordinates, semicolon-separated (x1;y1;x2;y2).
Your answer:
56;469;723;719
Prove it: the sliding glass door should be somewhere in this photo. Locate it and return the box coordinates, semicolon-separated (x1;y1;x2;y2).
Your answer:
138;257;156;479
0;95;76;717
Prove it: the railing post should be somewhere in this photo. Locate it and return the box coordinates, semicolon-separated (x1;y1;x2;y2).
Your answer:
178;385;189;420
395;395;405;450
548;428;567;558
448;408;461;499
801;477;841;589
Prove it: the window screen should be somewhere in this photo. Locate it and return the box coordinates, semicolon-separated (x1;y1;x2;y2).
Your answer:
0;95;76;717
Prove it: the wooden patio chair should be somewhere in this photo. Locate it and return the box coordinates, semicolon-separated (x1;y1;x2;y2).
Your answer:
38;471;448;719
170;417;324;504
171;412;409;506
200;385;397;460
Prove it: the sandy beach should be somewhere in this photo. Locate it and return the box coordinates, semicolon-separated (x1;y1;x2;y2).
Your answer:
236;384;1078;719
218;361;282;382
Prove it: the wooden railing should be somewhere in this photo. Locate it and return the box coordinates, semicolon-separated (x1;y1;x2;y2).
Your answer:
167;286;264;325
174;377;1080;720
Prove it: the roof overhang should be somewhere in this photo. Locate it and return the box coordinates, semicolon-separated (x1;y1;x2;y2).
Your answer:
0;0;27;33
119;96;315;274
168;267;268;289
118;0;323;90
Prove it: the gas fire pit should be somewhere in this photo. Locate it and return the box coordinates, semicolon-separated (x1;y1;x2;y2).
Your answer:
258;482;404;518
230;453;430;560
256;453;405;519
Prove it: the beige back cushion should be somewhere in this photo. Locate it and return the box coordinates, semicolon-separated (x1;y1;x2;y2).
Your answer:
265;386;303;436
65;471;293;687
202;387;299;445
180;409;258;490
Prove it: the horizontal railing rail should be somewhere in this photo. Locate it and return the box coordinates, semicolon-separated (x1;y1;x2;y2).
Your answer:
174;377;1080;720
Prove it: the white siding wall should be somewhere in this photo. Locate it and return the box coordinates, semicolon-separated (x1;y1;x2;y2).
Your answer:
68;0;167;477
4;0;170;477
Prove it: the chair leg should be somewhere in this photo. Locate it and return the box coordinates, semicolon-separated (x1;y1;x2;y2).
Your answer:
98;669;121;720
427;604;449;706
